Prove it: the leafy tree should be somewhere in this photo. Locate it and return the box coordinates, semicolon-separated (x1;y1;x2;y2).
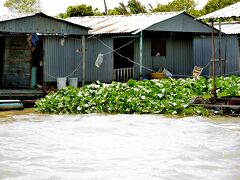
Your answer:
152;0;197;15
4;0;39;13
66;4;94;17
57;4;103;19
108;0;146;15
201;0;240;15
109;2;131;15
108;9;122;15
127;0;147;14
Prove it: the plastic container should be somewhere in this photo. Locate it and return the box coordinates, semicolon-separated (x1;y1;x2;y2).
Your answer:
150;72;165;79
31;67;37;89
69;77;78;88
57;77;67;89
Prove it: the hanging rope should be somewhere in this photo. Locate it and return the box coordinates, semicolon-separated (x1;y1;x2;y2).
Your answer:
92;37;156;73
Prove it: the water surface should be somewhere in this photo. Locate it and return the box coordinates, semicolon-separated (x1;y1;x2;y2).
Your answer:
0;110;240;180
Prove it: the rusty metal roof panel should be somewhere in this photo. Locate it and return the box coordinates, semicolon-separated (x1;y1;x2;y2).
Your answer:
67;12;183;34
199;2;240;19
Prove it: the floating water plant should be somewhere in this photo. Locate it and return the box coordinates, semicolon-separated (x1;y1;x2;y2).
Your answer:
35;76;240;115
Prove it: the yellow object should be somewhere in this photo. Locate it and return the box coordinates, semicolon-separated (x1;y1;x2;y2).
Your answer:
192;66;203;78
150;72;165;79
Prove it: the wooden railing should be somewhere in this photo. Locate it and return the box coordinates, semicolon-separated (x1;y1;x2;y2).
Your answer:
113;67;134;82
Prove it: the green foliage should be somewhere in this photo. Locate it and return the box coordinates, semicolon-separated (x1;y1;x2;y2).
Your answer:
57;4;103;19
201;0;240;15
108;9;123;15
108;0;146;15
66;5;94;17
35;76;240;116
152;0;197;16
109;2;131;15
4;0;39;13
127;0;147;14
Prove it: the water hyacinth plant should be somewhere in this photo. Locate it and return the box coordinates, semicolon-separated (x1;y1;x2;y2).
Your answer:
35;76;240;116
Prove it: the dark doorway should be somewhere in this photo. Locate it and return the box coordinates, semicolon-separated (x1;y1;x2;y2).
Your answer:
32;36;43;86
1;35;43;89
2;36;32;88
114;38;134;69
0;36;4;88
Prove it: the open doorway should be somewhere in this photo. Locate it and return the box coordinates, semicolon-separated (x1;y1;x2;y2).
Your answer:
114;38;134;69
32;36;43;87
0;36;4;88
1;35;43;89
2;36;32;88
113;38;135;82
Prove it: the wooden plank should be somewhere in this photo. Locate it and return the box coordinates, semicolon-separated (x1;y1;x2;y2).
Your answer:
191;103;240;108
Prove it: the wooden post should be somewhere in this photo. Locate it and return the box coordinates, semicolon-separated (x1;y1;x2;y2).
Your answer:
139;31;143;79
211;20;217;101
218;18;222;75
82;36;86;86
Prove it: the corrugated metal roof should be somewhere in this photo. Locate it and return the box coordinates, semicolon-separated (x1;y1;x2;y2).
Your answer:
0;12;90;30
215;22;240;34
66;12;183;35
0;13;33;22
199;2;240;19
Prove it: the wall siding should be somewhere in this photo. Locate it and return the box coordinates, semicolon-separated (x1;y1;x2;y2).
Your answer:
86;37;113;82
134;33;194;78
43;37;82;83
194;35;240;76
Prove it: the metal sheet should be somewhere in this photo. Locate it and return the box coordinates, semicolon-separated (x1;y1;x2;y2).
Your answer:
0;12;89;35
214;22;240;35
67;12;183;35
199;2;240;19
86;37;113;82
43;37;83;82
134;33;194;78
193;35;240;76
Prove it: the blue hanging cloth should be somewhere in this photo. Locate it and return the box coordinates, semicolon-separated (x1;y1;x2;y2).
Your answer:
31;33;39;47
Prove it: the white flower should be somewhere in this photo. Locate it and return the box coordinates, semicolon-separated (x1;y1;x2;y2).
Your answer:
141;96;145;100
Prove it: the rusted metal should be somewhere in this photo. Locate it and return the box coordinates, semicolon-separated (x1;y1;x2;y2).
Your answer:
211;20;217;102
67;12;182;35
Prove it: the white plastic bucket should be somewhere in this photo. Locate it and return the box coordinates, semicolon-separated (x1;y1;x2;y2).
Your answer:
69;77;78;88
57;77;67;89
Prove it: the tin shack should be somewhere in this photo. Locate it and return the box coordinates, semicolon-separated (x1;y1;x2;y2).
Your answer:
0;12;89;101
67;12;217;82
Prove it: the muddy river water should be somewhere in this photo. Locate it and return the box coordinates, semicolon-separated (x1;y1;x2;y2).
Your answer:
0;109;240;180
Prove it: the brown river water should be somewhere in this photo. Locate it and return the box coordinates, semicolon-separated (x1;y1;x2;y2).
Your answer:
0;109;240;180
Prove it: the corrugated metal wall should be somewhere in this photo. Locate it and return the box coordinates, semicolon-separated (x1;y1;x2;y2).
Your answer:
44;36;82;82
134;33;194;78
194;35;240;76
86;36;113;82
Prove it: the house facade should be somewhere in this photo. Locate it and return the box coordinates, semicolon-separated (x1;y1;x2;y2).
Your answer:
67;12;217;82
194;22;240;76
0;12;89;91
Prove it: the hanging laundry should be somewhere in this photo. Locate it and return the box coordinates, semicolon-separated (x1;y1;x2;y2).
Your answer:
31;33;39;48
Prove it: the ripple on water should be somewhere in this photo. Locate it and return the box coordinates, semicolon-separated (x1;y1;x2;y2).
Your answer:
0;112;239;180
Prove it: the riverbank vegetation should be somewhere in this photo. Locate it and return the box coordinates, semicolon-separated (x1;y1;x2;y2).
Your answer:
35;76;240;116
